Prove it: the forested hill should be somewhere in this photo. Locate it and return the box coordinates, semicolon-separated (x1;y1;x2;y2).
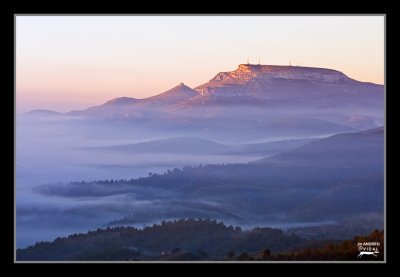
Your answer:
17;219;383;261
17;218;306;261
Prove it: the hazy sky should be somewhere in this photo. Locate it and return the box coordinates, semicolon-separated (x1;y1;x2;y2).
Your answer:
16;15;384;113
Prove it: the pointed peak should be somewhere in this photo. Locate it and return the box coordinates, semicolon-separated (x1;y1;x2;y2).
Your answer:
164;83;197;94
164;83;197;93
145;83;198;104
174;82;190;89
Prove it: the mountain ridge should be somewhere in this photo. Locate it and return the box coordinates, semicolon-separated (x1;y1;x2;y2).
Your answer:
29;64;384;115
24;63;384;132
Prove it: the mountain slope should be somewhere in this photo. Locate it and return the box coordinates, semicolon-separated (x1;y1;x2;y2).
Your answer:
67;97;140;117
144;83;198;105
103;97;139;106
260;126;384;167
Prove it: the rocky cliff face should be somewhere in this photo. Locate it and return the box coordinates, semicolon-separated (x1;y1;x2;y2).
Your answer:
195;64;383;102
195;64;351;97
219;64;348;82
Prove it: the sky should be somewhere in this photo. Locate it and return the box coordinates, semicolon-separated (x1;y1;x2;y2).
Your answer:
16;15;384;113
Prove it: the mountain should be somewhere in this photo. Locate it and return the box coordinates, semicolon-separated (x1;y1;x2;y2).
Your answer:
64;63;383;112
186;64;383;108
66;83;198;118
26;64;384;140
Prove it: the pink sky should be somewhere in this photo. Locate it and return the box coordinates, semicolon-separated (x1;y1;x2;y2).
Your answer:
16;15;384;113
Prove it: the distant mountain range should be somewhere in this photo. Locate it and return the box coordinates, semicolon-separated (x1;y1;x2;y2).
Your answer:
61;64;383;114
24;64;384;143
64;64;383;116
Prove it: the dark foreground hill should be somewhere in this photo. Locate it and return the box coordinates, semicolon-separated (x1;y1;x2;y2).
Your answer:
16;218;383;261
17;218;306;261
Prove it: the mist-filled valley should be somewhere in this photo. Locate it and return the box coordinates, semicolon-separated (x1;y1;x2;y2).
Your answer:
16;116;384;250
16;64;385;261
16;113;324;248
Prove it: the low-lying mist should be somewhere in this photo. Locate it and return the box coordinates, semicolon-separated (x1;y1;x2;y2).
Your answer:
16;116;284;248
16;115;384;249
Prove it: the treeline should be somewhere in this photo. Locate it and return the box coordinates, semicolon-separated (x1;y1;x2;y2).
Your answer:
17;218;305;261
17;218;383;261
63;163;246;185
227;229;384;261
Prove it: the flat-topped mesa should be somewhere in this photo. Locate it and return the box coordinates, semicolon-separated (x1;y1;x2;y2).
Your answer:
194;64;352;97
210;64;349;83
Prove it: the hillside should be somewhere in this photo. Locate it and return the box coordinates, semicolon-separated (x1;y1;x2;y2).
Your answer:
259;126;384;167
15;219;308;261
16;218;383;261
36;127;384;225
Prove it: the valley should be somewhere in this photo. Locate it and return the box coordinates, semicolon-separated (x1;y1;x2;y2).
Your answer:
16;64;385;259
